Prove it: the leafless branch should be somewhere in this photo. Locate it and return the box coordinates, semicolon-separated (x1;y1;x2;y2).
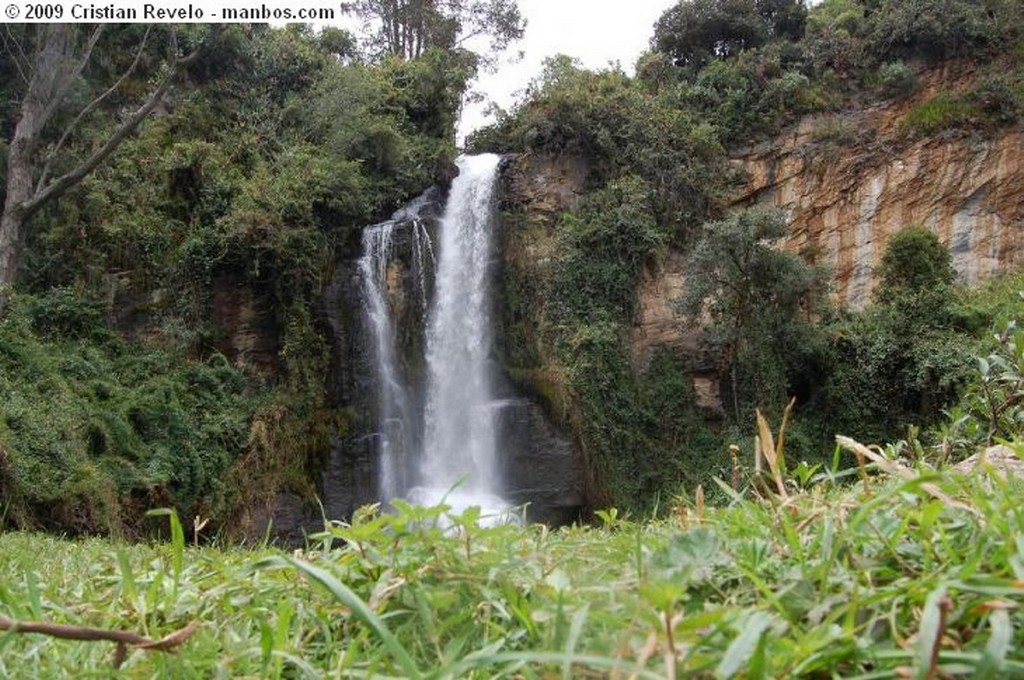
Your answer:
39;25;105;130
37;27;154;194
24;27;219;219
0;614;200;669
1;25;31;85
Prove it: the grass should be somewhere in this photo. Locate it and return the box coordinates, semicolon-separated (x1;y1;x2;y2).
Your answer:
901;93;980;137
2;449;1024;678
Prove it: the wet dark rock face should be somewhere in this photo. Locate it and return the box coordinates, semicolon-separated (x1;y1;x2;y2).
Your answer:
497;398;585;525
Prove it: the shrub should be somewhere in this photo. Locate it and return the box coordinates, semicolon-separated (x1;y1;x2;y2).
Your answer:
970;74;1023;124
941;319;1024;453
27;287;111;341
816;228;972;444
874;226;956;305
865;0;999;62
876;60;918;98
0;292;264;534
652;0;807;70
468;58;728;239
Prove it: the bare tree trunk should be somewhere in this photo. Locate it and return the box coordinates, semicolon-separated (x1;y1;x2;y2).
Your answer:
0;25;73;291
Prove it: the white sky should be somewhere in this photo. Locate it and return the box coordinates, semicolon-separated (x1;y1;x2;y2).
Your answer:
457;0;677;141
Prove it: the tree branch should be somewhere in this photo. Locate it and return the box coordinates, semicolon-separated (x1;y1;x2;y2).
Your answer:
39;25;105;131
37;26;153;194
23;27;219;219
0;614;200;669
1;25;32;85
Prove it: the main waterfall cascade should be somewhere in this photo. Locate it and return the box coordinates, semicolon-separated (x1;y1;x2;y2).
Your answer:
360;154;510;517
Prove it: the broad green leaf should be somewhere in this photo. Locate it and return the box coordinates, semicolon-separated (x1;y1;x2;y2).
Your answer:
716;611;774;679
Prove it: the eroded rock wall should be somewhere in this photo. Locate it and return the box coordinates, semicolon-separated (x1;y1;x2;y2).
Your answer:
630;65;1023;383
734;66;1024;309
502;65;1024;424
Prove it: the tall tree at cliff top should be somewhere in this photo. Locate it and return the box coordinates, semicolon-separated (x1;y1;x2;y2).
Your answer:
342;0;524;66
653;0;807;69
0;24;220;311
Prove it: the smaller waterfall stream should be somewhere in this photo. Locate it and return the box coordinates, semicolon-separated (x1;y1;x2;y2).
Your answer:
359;154;510;517
359;207;435;501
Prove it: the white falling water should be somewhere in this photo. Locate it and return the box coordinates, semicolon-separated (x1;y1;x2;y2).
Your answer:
410;153;508;516
359;154;509;518
359;213;434;501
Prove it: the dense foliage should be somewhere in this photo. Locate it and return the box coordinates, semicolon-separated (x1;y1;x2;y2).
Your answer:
0;291;258;533
2;0;1024;526
1;24;475;533
343;0;525;66
472;0;1024;509
2;6;1024;676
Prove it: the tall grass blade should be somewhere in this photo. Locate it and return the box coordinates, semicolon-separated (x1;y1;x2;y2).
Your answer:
255;555;423;680
976;608;1012;677
916;587;949;680
756;410;789;498
147;508;185;595
562;604;589;680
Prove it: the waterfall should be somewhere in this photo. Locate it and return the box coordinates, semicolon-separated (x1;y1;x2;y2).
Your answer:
359;206;434;501
359;153;509;517
413;154;506;513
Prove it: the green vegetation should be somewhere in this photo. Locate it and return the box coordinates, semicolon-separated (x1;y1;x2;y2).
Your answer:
5;306;1024;672
3;1;1024;528
1;22;489;532
678;207;828;422
901;75;1024;136
3;448;1024;676
2;7;1024;675
473;0;1024;510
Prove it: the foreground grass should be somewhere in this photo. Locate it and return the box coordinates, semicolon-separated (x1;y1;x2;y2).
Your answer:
2;460;1024;678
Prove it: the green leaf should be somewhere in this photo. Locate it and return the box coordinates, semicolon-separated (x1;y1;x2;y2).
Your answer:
976;609;1012;678
25;571;41;621
648;527;721;581
716;611;774;679
915;587;948;680
545;569;571;593
563;604;590;680
638;580;688;610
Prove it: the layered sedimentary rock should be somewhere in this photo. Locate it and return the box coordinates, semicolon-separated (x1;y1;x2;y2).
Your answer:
735;115;1023;309
501;65;1023;421
633;64;1023;367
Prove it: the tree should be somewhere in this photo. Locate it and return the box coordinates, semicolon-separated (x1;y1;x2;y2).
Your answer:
874;225;956;305
653;0;807;69
865;0;998;61
0;25;218;311
821;226;968;442
679;207;827;418
342;0;524;66
680;207;822;341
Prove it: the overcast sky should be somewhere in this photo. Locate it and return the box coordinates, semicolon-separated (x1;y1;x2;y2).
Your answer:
457;0;678;141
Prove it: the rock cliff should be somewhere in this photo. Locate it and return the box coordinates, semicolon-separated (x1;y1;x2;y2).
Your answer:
629;62;1023;364
734;64;1024;310
501;63;1023;422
